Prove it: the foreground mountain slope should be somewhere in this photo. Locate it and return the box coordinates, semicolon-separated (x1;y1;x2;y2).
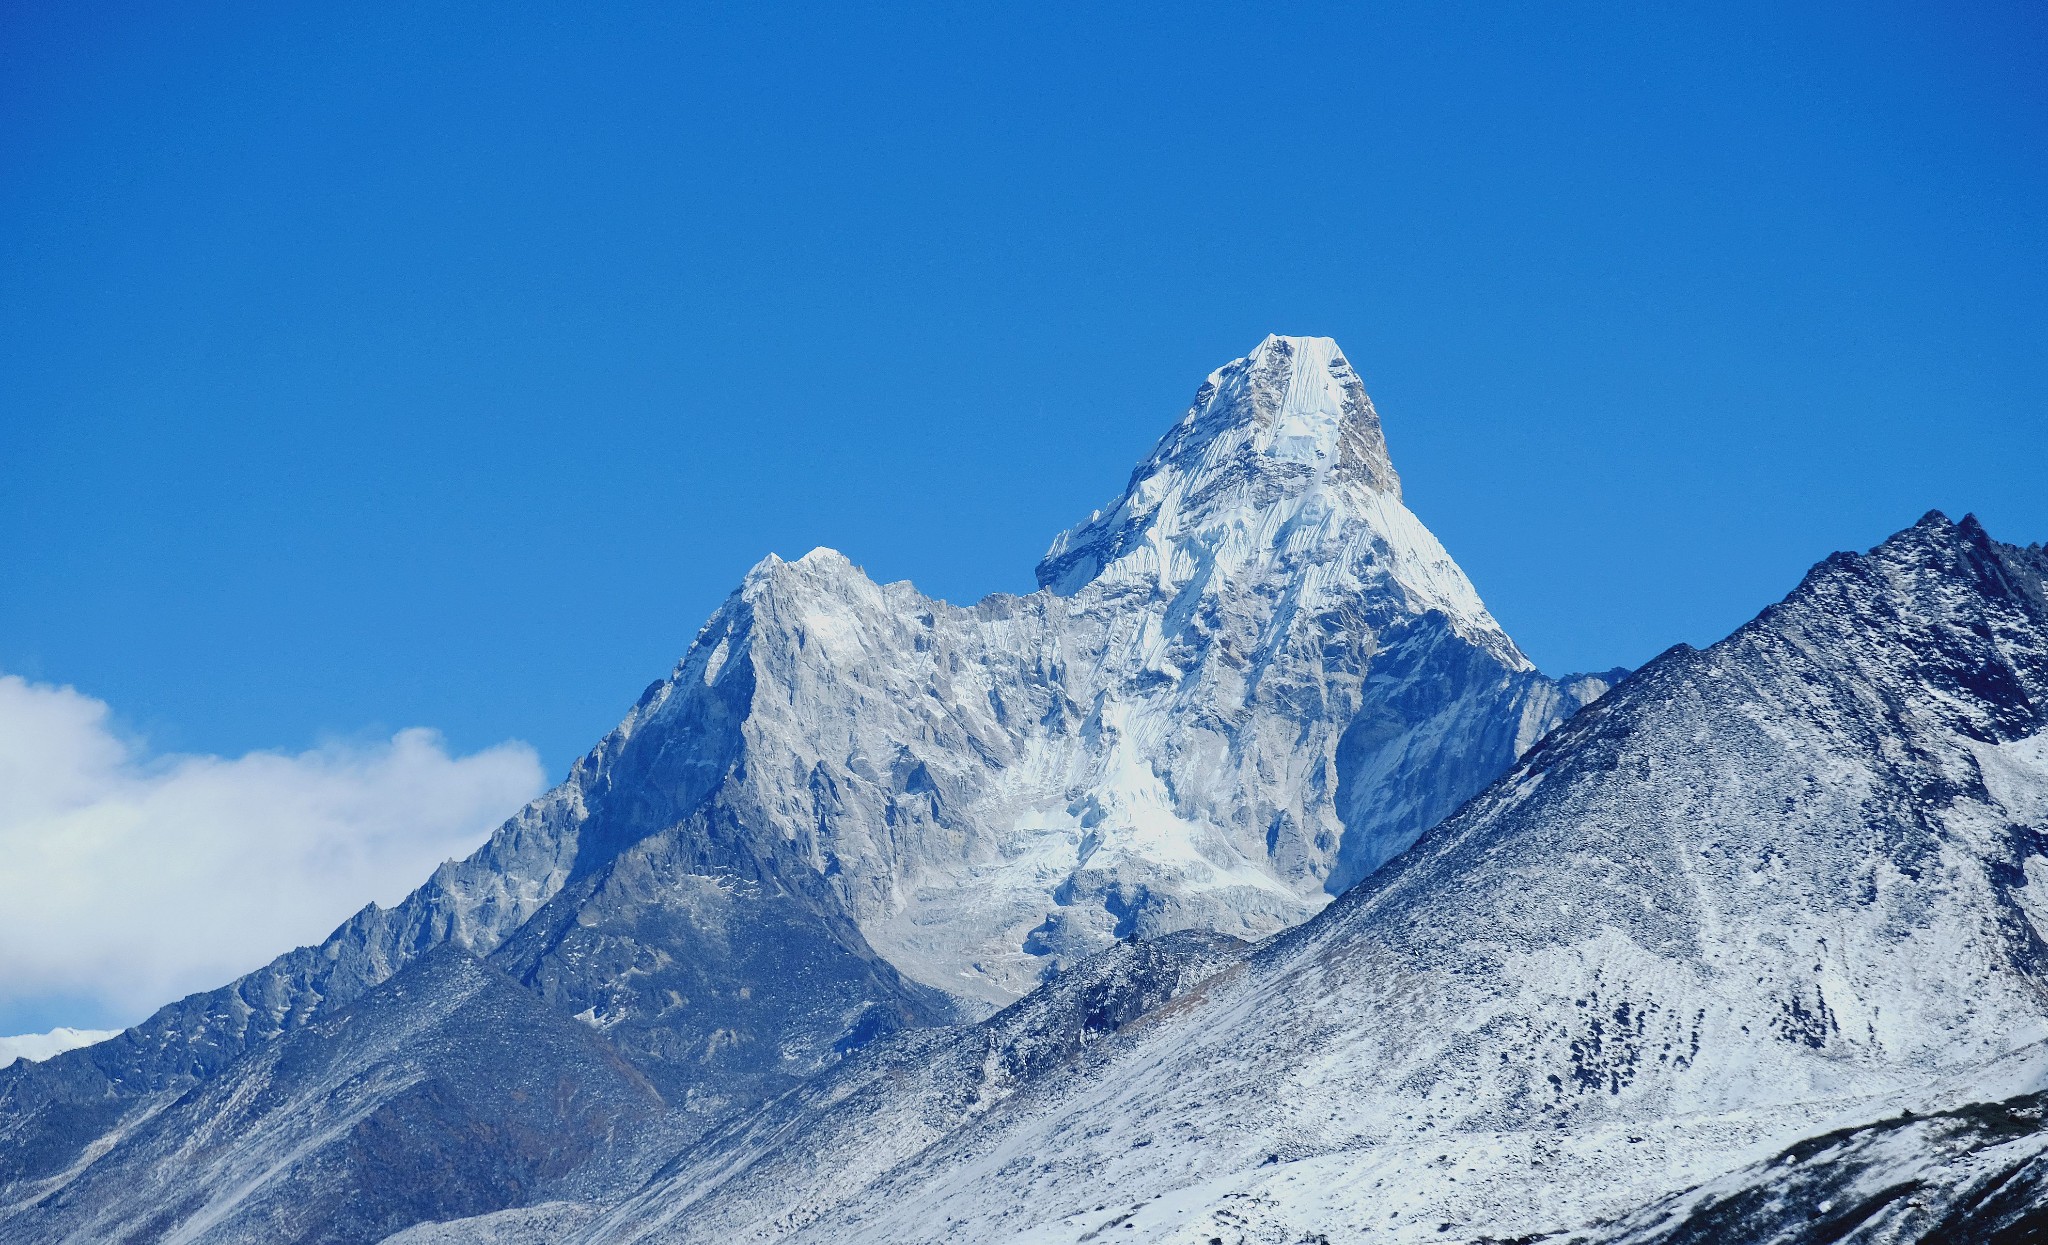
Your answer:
572;513;2048;1245
1587;1043;2048;1245
0;335;1608;1236
581;930;1250;1244
5;949;665;1245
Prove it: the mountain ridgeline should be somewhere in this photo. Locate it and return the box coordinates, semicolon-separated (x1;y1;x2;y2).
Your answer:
0;335;1618;1242
8;337;2042;1245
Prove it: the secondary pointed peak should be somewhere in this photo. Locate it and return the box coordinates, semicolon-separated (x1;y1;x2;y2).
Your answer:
745;545;852;569
794;546;854;568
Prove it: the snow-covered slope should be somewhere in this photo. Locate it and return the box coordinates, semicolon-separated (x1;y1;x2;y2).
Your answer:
565;513;2048;1245
1585;1046;2048;1245
0;1030;114;1071
581;930;1252;1245
0;335;1605;1239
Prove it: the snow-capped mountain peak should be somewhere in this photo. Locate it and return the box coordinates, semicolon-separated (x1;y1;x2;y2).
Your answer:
1134;333;1397;489
0;335;1617;1244
1186;333;1395;483
1038;333;1518;665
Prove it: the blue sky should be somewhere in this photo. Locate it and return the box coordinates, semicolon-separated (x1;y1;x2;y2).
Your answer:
3;4;2043;785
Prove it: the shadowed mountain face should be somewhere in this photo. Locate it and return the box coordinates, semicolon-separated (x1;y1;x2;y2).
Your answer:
0;336;1607;1242
6;949;665;1245
553;515;2048;1245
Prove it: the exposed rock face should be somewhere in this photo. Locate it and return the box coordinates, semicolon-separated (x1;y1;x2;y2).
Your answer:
570;515;2048;1245
0;335;1606;1242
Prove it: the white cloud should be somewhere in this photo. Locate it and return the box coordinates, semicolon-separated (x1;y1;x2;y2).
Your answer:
0;1027;119;1068
0;674;546;1029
